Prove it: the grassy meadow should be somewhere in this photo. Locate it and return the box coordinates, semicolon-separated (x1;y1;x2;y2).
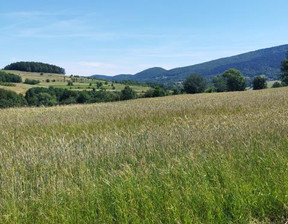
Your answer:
0;87;288;223
0;70;150;94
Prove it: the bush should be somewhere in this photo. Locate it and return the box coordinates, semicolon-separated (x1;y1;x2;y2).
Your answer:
143;87;167;98
24;79;40;85
183;74;207;94
252;76;267;90
0;71;22;83
96;82;103;89
271;82;282;88
0;89;27;108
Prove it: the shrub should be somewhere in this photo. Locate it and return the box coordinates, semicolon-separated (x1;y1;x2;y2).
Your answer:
96;82;103;89
271;82;282;88
144;87;167;98
24;79;41;85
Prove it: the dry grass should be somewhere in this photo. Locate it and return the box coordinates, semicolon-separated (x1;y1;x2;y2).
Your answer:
0;88;288;223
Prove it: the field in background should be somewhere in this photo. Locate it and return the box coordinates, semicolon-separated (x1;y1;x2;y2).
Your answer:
0;70;150;94
0;88;288;223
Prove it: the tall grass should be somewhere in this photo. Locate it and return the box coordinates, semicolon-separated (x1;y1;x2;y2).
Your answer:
0;88;288;223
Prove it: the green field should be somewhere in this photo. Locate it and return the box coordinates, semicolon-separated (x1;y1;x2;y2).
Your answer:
0;87;288;223
0;70;150;94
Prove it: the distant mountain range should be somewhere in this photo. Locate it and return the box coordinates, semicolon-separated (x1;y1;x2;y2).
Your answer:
91;44;288;83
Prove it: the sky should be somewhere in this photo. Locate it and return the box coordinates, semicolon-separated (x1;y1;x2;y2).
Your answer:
0;0;287;76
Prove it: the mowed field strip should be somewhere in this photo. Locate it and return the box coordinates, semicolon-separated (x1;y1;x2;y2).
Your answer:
0;88;288;223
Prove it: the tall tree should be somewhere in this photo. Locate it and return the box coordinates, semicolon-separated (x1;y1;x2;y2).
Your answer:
213;69;246;92
252;76;267;90
183;74;207;94
281;51;288;85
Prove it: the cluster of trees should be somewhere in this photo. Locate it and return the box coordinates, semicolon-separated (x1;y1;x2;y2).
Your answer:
0;71;22;83
0;84;169;108
182;69;247;94
25;87;137;107
4;62;65;74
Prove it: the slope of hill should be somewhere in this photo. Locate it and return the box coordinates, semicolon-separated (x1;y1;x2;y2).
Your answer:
0;70;150;94
92;44;288;83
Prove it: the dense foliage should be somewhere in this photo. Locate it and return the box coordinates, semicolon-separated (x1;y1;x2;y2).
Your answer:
0;89;27;108
213;69;246;92
272;82;282;88
252;76;267;90
143;87;168;98
25;87;121;107
4;62;65;74
120;86;137;100
183;74;207;94
0;71;22;83
24;79;41;85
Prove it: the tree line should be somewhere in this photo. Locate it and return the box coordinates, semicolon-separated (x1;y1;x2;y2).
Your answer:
4;62;65;74
0;86;139;108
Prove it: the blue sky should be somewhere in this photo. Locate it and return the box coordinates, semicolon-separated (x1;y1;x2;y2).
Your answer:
0;0;287;76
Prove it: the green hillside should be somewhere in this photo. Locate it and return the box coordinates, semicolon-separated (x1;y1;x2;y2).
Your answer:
0;70;150;94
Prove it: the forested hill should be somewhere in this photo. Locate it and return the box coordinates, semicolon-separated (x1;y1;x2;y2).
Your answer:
91;67;167;81
3;62;65;74
91;44;288;83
